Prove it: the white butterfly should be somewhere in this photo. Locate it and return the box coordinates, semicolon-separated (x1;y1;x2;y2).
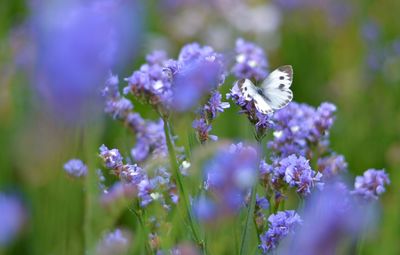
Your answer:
237;65;293;114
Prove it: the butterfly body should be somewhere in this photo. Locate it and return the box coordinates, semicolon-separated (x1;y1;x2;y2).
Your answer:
238;65;293;114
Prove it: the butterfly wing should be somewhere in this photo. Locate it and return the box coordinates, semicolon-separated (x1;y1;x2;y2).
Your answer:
261;65;293;110
237;79;273;114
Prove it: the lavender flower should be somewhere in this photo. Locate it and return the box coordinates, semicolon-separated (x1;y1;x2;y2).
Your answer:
268;102;336;158
203;92;230;120
279;182;374;255
192;119;218;144
351;169;390;200
99;145;123;170
227;80;274;139
280;155;323;196
201;143;259;217
100;182;137;208
124;43;225;113
192;196;217;222
96;229;132;255
232;38;268;81
0;194;27;246
172;43;226;111
131;119;168;162
318;154;348;179
63;159;88;178
102;74;133;119
31;0;141;121
124;50;174;109
259;210;302;254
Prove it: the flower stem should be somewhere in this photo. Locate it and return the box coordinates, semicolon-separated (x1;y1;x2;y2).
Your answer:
162;118;204;251
239;185;257;255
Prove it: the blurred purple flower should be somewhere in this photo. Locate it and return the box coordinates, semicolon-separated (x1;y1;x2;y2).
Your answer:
259;210;302;254
0;193;27;246
131;119;168;162
172;59;221;111
31;0;142;122
96;228;132;255
361;20;380;43
232;38;268;81
279;182;376;255
351;169;390;200
63;159;88;178
192;196;217;222
318;154;348;179
202;143;259;217
100;182;137;208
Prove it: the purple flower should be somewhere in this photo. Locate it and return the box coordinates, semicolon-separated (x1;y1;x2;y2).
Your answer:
351;169;390;200
102;73;133;119
192;196;217;222
63;159;88;178
256;195;270;210
279;182;376;255
172;59;221;111
203;143;259;215
100;182;137;208
124;43;225;113
96;229;132;255
0;194;27;246
232;38;268;81
280;155;323;196
119;164;146;185
203;91;230;120
361;20;380;43
318;154;348;178
259;210;302;254
99;145;123;169
131;119;168;162
227;80;274;138
30;0;141;122
192;118;218;144
268;102;337;158
124;51;174;108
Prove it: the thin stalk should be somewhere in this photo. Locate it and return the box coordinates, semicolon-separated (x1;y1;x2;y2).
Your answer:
162;118;204;251
239;185;257;255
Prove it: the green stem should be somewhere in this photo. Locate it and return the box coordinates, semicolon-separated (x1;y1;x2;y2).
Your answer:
239;185;257;255
162;118;204;251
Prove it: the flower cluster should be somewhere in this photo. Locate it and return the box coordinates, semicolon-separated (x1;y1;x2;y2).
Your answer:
279;182;367;255
124;43;225;113
196;143;259;220
259;210;302;254
351;169;390;200
99;145;177;208
227;39;273;139
261;154;323;196
101;77;168;162
60;39;391;254
268;102;337;158
193;91;230;143
232;38;268;81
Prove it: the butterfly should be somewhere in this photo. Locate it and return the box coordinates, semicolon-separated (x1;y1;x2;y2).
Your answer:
237;65;293;114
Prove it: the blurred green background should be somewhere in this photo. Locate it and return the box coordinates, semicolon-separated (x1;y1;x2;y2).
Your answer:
0;0;399;254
